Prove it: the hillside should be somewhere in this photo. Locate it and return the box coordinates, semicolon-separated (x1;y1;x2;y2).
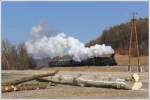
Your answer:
86;18;148;56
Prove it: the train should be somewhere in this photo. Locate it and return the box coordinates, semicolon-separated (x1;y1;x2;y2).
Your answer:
48;54;117;67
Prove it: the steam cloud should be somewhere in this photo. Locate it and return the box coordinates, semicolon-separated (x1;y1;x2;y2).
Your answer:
25;24;114;62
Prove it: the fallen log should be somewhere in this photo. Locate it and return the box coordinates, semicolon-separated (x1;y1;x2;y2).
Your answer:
2;83;48;93
2;70;59;86
77;77;142;90
36;74;79;85
36;73;142;90
125;73;140;82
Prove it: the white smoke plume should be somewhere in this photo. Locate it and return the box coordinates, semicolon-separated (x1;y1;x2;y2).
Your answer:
25;24;114;62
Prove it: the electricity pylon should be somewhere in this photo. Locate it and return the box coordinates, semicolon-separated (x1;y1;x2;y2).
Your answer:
128;12;142;72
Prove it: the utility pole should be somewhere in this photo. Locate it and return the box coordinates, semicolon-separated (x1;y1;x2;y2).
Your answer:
128;12;142;72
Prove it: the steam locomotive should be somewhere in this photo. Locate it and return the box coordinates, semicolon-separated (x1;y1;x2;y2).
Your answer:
48;54;117;67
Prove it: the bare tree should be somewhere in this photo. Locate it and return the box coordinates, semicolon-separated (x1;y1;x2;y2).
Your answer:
2;40;35;70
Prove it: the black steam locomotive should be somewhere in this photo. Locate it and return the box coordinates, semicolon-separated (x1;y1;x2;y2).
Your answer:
48;54;117;67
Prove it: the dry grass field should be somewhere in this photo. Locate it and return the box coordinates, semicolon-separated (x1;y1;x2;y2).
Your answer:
115;54;148;66
2;71;149;99
1;55;149;99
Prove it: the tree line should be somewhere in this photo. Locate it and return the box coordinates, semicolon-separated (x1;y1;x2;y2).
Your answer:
2;40;36;70
86;18;148;56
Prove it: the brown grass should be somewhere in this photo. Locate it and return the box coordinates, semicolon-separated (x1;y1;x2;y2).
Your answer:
115;54;148;66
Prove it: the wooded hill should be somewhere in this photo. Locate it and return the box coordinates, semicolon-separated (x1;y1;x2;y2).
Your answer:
86;18;148;56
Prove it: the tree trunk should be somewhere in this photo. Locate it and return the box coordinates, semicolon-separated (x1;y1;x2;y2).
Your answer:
36;73;142;90
2;83;48;93
2;70;59;86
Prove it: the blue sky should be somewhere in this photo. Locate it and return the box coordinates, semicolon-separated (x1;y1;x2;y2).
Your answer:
2;1;149;45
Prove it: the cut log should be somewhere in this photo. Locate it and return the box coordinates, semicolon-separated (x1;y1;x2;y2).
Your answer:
36;73;142;90
2;70;59;86
132;82;142;90
125;73;140;82
2;83;48;93
77;78;132;90
132;73;140;82
2;72;142;92
36;74;82;86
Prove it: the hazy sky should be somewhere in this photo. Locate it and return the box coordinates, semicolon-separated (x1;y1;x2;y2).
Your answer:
2;1;148;45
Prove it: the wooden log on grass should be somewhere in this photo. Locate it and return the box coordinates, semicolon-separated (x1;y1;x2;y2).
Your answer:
2;70;59;86
2;83;48;93
77;77;142;90
36;73;142;90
